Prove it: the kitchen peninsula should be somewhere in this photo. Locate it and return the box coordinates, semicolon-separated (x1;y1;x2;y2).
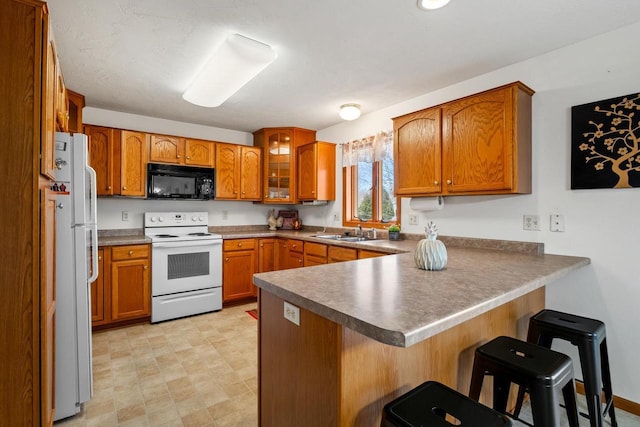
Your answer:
253;238;589;426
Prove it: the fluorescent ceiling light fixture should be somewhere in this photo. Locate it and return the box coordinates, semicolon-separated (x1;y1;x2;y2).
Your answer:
183;34;277;107
339;104;361;121
417;0;450;10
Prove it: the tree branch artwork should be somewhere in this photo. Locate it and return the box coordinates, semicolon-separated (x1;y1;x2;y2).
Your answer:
571;92;640;189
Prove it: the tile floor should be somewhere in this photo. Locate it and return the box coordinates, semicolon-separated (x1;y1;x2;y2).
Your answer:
54;301;640;426
55;302;259;427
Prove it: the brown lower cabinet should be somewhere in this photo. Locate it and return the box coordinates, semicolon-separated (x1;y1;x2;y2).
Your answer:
223;239;258;302
328;246;358;263
358;249;385;259
91;244;151;329
304;242;328;266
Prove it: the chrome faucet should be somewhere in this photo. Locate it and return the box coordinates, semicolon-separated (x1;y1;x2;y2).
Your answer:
356;224;363;237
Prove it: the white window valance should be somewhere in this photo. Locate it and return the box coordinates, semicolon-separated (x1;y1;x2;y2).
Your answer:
342;130;393;167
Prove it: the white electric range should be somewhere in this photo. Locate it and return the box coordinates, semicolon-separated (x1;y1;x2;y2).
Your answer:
144;212;223;322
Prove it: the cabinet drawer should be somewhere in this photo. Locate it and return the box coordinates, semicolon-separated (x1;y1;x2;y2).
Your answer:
304;242;327;257
287;239;304;253
111;244;150;261
358;249;385;259
223;238;256;252
328;246;357;263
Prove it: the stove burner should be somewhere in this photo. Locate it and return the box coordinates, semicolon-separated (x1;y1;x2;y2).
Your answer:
188;232;211;236
155;234;178;238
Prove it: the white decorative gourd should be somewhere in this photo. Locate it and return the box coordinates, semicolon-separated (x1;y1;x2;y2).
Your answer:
414;221;447;271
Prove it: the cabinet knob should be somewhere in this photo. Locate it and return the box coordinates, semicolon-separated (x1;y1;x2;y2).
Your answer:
260;243;263;247
434;180;439;186
446;179;452;185
98;255;102;261
311;190;315;194
108;185;112;190
186;156;191;160
298;259;302;264
176;155;181;159
123;186;128;190
234;190;238;194
225;257;229;262
265;194;269;198
238;243;243;247
128;250;134;255
143;265;148;270
292;244;297;249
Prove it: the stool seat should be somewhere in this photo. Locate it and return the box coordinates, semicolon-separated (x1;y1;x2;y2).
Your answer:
382;381;512;427
469;336;580;427
515;309;617;427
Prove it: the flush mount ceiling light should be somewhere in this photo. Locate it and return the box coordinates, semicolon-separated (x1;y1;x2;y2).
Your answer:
183;34;277;108
339;104;361;121
417;0;450;10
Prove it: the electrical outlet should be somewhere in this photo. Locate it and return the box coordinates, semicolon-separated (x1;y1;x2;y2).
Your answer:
122;211;129;221
523;214;539;231
222;210;228;220
408;214;418;225
550;214;565;232
284;301;300;325
332;212;339;221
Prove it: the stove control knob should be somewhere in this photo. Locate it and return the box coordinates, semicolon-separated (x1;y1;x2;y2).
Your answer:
150;216;158;223
198;216;204;221
192;216;198;221
158;217;165;222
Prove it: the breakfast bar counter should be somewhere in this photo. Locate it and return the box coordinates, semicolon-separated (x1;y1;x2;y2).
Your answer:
253;242;589;426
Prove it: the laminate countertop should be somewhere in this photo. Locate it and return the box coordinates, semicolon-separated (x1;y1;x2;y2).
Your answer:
253;238;590;348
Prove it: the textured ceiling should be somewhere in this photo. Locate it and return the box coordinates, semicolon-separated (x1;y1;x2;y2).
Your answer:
48;0;640;133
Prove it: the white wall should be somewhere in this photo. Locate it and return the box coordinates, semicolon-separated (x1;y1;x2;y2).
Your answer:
313;22;640;402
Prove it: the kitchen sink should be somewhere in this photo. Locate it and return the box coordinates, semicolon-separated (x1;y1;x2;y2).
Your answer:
311;234;374;242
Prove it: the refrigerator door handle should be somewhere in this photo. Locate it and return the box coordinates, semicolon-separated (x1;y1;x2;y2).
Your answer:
87;165;99;283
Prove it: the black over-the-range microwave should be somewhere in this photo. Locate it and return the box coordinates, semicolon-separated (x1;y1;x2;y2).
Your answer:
147;163;215;200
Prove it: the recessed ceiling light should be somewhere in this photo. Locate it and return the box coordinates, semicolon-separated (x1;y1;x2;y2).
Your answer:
417;0;451;10
339;104;361;121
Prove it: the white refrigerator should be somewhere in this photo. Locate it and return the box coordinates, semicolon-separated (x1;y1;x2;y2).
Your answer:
54;132;98;420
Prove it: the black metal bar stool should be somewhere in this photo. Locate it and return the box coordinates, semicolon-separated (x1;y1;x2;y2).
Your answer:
382;380;512;427
514;309;617;427
469;335;580;427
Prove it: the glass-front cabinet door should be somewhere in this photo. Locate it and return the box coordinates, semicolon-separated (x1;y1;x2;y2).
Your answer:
267;130;292;202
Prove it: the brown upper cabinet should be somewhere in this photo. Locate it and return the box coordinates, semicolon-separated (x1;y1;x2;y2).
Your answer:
394;82;533;197
66;89;85;133
120;130;148;196
297;141;336;202
215;142;262;200
85;125;121;196
253;127;317;203
149;135;216;167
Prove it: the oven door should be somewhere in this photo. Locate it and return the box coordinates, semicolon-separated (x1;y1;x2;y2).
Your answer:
151;239;222;296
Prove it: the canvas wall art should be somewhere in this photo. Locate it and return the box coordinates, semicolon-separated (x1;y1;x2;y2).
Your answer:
571;92;640;189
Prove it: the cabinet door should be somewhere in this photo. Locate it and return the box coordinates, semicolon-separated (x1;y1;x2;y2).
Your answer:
85;125;120;196
184;139;215;167
90;249;105;324
41;39;56;180
297;143;317;200
258;239;276;273
287;251;304;270
120;130;148;196
216;143;239;199
111;258;150;320
66;90;85;133
223;250;257;301
394;108;442;196
55;51;68;132
40;189;56;427
240;146;262;200
264;129;294;203
442;86;513;193
149;134;183;164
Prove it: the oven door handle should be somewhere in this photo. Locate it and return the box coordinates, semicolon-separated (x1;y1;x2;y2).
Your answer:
152;239;222;248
